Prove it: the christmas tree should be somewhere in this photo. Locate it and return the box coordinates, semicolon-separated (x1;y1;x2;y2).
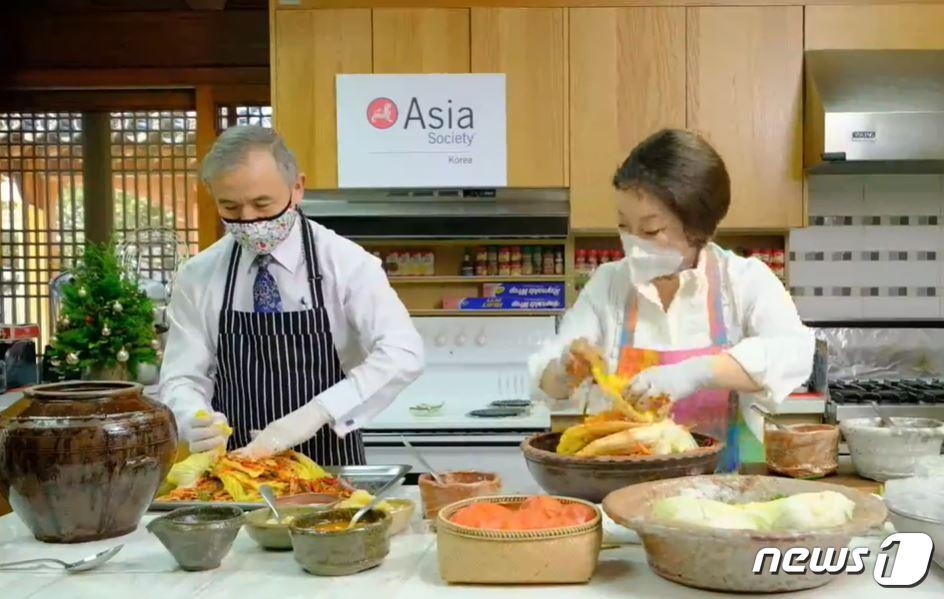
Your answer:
47;241;159;380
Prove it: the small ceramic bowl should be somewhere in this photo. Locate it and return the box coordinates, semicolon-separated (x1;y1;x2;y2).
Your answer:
383;499;415;536
147;506;243;571
245;505;333;551
840;417;944;481
289;508;391;576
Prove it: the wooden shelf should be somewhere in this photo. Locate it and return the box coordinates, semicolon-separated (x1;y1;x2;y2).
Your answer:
389;275;566;284
409;309;563;317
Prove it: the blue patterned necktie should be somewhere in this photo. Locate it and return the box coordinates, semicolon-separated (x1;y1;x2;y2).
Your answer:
253;254;283;313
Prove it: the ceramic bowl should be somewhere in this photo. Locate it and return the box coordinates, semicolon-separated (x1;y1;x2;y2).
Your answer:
245;505;333;551
383;499;415;536
147;506;243;571
840;417;944;481
603;475;887;593
418;472;501;520
884;476;944;569
764;423;840;479
521;431;722;503
289;508;391;576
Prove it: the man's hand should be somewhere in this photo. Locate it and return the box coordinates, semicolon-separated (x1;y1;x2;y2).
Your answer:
234;401;332;460
182;410;230;454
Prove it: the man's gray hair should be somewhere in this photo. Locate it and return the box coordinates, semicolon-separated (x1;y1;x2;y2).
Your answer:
200;125;299;187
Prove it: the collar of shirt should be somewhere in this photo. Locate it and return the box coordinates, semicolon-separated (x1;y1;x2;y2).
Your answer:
244;214;305;276
636;246;709;309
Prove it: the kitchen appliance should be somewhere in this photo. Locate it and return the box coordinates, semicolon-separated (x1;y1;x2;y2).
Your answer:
805;50;944;174
363;316;556;493
299;188;568;238
826;379;944;423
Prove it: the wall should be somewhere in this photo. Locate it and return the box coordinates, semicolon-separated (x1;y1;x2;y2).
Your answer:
789;174;944;321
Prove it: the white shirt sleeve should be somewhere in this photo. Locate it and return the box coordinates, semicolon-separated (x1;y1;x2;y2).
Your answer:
528;265;610;400
725;258;815;407
159;264;217;427
315;255;424;436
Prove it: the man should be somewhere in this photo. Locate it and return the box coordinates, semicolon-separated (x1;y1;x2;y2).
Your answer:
160;125;424;464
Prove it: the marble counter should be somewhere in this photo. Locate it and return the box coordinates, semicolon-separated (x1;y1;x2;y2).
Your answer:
1;489;942;599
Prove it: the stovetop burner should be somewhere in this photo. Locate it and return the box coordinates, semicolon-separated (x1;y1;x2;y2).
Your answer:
828;379;944;405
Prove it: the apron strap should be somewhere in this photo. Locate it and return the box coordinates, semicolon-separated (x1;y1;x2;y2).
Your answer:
219;241;242;325
620;247;729;348
299;215;326;308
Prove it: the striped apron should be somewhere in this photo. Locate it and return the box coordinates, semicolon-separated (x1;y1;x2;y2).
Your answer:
212;218;366;466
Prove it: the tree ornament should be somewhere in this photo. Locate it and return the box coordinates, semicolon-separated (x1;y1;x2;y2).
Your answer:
155;349;164;361
116;347;129;363
150;339;161;350
66;352;80;365
102;325;111;337
85;315;94;325
113;301;123;313
50;358;61;367
49;335;57;344
60;315;70;327
78;286;88;298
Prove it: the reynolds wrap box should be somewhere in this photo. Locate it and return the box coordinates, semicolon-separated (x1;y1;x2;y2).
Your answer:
444;296;564;311
482;282;565;299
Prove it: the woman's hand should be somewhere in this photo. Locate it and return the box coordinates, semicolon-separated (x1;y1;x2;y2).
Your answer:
540;338;606;400
627;356;717;411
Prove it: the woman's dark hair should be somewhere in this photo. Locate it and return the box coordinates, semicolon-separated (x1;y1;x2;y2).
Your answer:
612;129;730;247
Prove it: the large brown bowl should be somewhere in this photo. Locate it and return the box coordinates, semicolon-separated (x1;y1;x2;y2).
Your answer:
0;381;177;543
521;431;722;503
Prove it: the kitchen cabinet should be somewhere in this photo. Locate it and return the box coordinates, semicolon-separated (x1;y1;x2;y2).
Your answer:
569;8;686;232
272;9;371;189
372;8;470;73
806;5;944;50
686;6;804;230
471;8;567;188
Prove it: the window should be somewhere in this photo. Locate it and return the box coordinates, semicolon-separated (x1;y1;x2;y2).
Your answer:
218;104;271;132
1;112;85;339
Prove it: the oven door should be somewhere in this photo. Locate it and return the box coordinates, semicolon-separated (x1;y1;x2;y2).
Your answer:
363;430;546;495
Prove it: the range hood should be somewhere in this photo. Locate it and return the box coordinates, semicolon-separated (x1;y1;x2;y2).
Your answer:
805;50;944;174
299;188;569;238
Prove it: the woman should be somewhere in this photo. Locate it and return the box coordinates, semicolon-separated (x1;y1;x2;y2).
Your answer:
529;129;813;471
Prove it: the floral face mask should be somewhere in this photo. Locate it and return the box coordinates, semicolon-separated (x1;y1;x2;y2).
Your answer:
221;197;297;255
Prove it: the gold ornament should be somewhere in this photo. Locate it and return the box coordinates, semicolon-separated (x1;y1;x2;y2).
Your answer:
155;349;164;361
66;352;79;365
49;335;57;344
102;325;111;337
150;339;161;350
117;347;129;363
50;358;61;367
113;301;123;313
78;287;87;298
60;316;70;327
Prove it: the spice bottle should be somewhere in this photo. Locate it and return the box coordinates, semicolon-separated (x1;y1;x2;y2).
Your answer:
460;251;474;277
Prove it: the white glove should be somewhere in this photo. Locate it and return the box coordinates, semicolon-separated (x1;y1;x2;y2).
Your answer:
628;356;717;410
236;400;333;460
183;411;230;454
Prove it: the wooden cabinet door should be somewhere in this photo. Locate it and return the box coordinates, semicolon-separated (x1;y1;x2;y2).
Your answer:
806;5;944;49
373;8;469;73
471;8;566;188
569;8;686;232
687;7;804;230
272;9;371;189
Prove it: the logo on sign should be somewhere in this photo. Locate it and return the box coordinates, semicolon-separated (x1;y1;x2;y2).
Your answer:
852;130;877;140
367;97;398;129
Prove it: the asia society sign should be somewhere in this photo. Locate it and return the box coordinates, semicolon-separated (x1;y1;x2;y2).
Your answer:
336;74;507;188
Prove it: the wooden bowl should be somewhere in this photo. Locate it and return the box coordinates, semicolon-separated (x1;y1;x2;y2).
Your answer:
521;431;723;503
602;475;887;593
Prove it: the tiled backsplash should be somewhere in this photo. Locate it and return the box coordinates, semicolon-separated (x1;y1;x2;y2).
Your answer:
789;175;944;320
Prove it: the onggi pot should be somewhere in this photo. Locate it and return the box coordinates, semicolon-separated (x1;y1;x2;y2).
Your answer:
0;381;177;543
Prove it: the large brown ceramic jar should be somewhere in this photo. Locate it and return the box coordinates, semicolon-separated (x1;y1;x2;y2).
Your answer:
0;381;177;543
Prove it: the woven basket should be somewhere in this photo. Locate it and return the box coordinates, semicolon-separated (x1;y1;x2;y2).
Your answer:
436;495;602;584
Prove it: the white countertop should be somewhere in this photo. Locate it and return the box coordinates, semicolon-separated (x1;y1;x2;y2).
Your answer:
1;488;942;599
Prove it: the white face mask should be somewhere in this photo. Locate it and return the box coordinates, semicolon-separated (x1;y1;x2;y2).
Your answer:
620;231;685;286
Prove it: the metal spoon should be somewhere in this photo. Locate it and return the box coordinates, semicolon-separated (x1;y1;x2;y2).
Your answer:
750;404;789;432
259;484;283;522
0;545;123;573
347;470;408;530
870;401;895;428
400;435;445;484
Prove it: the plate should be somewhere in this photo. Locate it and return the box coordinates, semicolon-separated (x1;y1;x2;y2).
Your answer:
149;464;411;512
468;407;525;418
490;399;533;408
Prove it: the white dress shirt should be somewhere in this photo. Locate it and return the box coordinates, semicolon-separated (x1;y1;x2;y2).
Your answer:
160;216;424;436
528;243;814;438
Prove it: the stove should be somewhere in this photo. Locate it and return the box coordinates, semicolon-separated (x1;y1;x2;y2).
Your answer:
363;315;557;494
825;379;944;423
